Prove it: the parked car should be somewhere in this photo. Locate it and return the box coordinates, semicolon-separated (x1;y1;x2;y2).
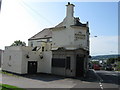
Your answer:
93;64;100;70
105;64;113;71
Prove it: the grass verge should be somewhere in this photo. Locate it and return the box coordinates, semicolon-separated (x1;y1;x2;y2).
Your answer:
0;71;20;77
0;83;25;90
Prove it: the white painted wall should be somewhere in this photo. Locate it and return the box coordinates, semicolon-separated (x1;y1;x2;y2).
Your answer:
74;27;88;49
52;27;74;48
2;46;23;74
28;38;52;47
28;39;44;47
52;24;88;50
21;47;40;74
28;39;52;52
38;51;52;74
52;3;89;51
2;46;52;74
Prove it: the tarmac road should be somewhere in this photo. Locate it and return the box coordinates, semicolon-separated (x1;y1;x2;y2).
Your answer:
95;70;120;89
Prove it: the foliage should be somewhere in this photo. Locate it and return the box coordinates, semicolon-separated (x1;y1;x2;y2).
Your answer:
107;58;117;64
106;57;120;64
91;61;99;65
0;83;25;90
11;40;26;46
91;54;120;60
118;57;120;61
116;61;120;71
106;57;120;71
0;71;19;77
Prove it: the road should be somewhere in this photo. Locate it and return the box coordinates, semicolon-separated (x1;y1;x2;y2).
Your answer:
73;70;120;90
95;70;120;89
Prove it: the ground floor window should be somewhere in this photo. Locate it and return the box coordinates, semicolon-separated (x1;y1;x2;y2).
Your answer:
52;58;65;68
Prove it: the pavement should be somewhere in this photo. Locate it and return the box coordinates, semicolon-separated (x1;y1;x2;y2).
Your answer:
1;69;119;90
1;69;99;89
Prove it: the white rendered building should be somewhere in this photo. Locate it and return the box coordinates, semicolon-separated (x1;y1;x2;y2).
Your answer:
2;2;90;77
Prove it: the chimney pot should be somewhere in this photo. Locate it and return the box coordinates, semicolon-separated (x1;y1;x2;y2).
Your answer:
66;2;75;18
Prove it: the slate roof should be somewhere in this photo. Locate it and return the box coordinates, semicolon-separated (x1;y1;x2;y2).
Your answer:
28;28;52;40
28;18;87;40
74;17;87;27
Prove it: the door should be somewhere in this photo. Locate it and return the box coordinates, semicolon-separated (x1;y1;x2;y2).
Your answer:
66;57;71;70
76;55;84;77
65;57;71;76
28;61;37;74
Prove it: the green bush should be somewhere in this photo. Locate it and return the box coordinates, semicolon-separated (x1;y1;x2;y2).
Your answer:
116;61;120;71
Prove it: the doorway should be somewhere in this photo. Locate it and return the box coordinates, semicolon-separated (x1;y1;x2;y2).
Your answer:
28;61;37;74
76;55;84;77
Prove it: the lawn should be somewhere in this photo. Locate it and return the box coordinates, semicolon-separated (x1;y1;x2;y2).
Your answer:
0;83;25;90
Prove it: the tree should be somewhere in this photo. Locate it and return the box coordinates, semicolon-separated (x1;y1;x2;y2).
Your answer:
107;58;116;64
11;40;26;46
91;61;99;65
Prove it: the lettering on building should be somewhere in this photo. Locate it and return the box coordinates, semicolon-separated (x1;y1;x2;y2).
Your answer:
74;32;85;40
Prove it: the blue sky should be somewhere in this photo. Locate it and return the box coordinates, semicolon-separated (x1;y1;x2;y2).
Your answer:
0;0;118;56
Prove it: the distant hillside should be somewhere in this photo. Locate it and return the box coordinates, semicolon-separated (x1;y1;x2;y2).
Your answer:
91;54;120;60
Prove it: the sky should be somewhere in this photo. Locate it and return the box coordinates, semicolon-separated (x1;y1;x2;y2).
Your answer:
0;0;118;56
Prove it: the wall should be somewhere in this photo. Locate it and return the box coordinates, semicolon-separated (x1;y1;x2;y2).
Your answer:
28;39;52;52
2;46;23;74
2;46;40;74
28;38;52;47
52;49;89;77
21;46;40;74
28;39;44;47
2;46;52;74
52;50;76;77
52;27;74;48
52;16;89;51
73;27;88;49
38;51;52;74
52;18;78;50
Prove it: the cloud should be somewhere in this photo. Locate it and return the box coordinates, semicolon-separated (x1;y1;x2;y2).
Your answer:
90;36;118;56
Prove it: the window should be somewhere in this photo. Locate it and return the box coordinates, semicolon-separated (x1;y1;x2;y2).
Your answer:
42;47;44;52
31;42;33;47
52;58;65;68
47;38;50;42
9;56;11;61
66;57;71;69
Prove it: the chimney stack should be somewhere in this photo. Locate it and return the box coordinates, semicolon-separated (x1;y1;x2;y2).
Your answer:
66;2;74;18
